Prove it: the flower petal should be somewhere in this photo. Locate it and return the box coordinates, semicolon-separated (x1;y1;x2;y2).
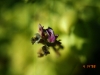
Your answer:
46;28;56;43
38;24;45;37
38;24;43;33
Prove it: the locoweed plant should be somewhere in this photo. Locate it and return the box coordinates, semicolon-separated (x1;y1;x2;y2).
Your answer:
31;24;64;57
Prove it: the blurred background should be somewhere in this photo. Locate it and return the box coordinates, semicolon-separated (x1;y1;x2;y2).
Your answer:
0;0;100;75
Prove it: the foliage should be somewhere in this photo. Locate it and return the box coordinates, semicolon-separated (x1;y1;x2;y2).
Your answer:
0;0;100;75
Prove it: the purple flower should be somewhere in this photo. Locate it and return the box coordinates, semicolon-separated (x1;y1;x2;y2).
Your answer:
31;24;64;57
38;24;58;43
46;27;58;43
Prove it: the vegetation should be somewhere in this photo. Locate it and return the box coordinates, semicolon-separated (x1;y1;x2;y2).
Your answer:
0;0;100;75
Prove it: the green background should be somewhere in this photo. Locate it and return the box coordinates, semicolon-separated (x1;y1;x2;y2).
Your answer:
0;0;100;75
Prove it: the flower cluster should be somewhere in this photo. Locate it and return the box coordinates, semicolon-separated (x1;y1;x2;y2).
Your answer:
31;24;64;57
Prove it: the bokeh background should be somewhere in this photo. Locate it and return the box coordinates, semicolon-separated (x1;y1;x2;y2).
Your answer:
0;0;100;75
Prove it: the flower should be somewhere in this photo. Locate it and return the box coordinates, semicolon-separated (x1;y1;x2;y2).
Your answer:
31;24;64;57
38;24;58;43
46;27;58;43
